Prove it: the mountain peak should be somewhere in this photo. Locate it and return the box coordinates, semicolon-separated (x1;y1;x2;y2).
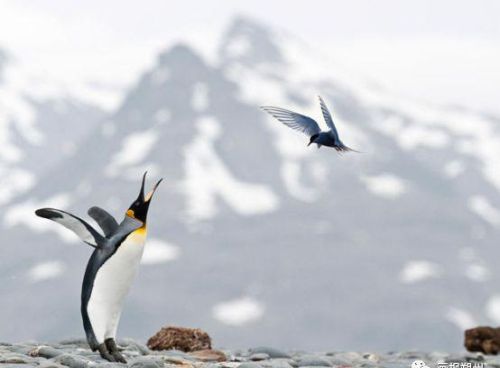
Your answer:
219;16;284;66
158;43;205;68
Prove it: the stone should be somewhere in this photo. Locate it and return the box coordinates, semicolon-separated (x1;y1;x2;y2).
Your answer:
362;353;380;363
37;346;64;359
188;349;227;362
295;356;332;367
249;348;290;359
238;363;263;368
38;360;67;368
0;353;34;364
129;356;165;368
260;359;294;368
465;326;500;355
120;338;151;355
250;353;269;361
147;326;211;352
53;353;91;368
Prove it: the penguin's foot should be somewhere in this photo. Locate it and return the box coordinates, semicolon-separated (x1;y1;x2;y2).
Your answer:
111;351;127;364
97;343;116;362
105;338;127;363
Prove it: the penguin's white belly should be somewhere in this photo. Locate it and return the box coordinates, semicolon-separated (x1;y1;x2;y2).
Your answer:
87;230;146;343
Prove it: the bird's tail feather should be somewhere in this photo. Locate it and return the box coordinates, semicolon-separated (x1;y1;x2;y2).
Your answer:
336;144;361;153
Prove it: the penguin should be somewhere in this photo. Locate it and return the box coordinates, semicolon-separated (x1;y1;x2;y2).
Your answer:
35;172;162;363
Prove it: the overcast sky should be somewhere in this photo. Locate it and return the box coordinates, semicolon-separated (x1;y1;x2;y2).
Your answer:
1;0;499;114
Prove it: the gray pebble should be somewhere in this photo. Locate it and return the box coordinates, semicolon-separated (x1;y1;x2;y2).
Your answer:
94;363;125;368
260;359;294;368
129;356;164;368
362;353;380;363
58;339;88;347
151;349;190;359
238;363;263;368
0;353;35;364
328;352;363;362
53;353;91;368
250;353;269;361
295;356;332;367
38;360;67;368
37;346;64;359
118;339;150;356
249;348;290;359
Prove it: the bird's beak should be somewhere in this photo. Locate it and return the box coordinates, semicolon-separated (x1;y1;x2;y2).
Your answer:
138;171;147;201
307;141;312;147
137;171;163;203
144;178;163;203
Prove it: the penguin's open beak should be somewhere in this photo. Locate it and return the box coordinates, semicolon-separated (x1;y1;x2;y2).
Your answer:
144;178;163;203
126;172;163;222
136;171;163;203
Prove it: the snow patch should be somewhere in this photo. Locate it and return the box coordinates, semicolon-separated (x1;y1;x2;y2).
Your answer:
465;263;490;282
486;295;500;324
376;116;449;151
361;173;406;199
445;307;477;330
212;297;264;326
281;161;319;202
192;82;209;112
182;116;279;220
468;195;500;227
4;193;77;242
0;59;43;162
106;130;158;177
400;260;441;284
444;160;465;178
0;168;36;206
28;261;66;282
142;238;180;265
225;35;252;59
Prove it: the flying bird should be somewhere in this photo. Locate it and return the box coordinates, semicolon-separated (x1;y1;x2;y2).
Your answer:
35;172;162;363
261;96;357;152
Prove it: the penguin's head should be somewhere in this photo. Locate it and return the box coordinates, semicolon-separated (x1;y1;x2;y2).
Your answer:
126;172;163;224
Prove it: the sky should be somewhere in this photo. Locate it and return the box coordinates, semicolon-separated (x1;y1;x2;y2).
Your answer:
0;0;498;114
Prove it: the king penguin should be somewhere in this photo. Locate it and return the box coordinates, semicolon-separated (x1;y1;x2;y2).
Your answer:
35;172;162;363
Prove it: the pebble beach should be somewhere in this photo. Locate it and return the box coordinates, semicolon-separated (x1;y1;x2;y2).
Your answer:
0;339;493;368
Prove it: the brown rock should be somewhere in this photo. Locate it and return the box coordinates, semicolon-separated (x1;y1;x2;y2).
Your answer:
465;326;500;354
147;326;211;352
188;349;227;362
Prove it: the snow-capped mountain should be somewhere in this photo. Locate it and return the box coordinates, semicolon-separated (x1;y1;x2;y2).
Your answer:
0;49;105;207
1;17;500;351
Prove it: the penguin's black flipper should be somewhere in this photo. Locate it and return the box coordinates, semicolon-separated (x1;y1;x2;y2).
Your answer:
35;208;105;248
88;206;119;237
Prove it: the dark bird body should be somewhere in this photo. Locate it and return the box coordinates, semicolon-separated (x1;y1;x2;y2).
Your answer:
261;96;357;152
35;173;162;363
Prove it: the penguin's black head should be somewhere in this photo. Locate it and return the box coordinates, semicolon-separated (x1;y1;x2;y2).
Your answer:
126;172;163;224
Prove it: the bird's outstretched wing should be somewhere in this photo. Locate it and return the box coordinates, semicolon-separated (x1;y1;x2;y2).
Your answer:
318;96;339;139
88;206;119;237
261;106;321;137
35;208;104;248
